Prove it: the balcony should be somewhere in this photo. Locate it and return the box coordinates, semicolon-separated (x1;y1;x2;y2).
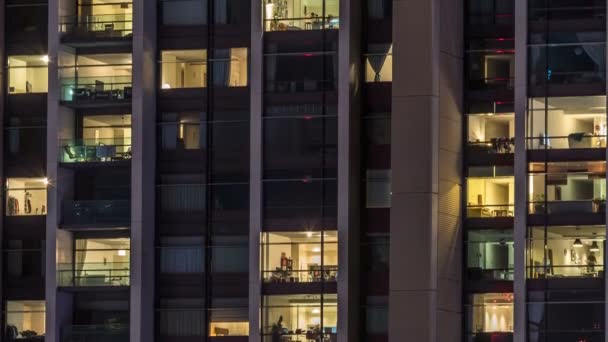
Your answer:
5;300;45;342
58;262;130;287
60;14;133;45
59;138;131;165
59;53;132;107
61;200;130;228
61;324;128;342
263;0;339;32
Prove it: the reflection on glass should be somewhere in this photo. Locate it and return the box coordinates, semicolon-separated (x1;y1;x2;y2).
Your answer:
528;226;605;279
468;113;515;153
467;230;514;281
5;301;45;341
60;0;133;38
58;238;130;287
467;176;514;217
262;294;337;340
528;161;606;215
264;0;339;31
159;236;204;274
59;53;132;102
527;96;607;149
8;55;49;94
6;178;47;216
161;0;207;26
366;169;391;208
467;51;514;90
261;231;337;283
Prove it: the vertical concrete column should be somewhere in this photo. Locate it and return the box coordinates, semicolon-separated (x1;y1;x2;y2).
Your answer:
47;0;79;340
0;0;6;329
390;0;440;341
390;0;463;340
130;0;156;340
605;4;608;342
513;0;527;341
248;0;263;340
337;0;361;342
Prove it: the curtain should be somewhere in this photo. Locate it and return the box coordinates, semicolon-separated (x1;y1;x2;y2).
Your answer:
161;246;204;273
367;44;392;82
75;239;88;285
160;184;206;213
161;309;205;336
214;0;228;24
213;49;231;86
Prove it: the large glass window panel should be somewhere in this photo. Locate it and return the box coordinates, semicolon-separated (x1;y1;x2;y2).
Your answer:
159;111;206;152
158;298;205;337
5;301;45;340
261;231;337;283
7;56;48;94
5;126;46;167
367;0;392;19
58;238;130;287
264;0;339;31
60;53;132;102
466;293;514;334
210;48;248;87
4;239;45;280
366;169;391;208
527;96;607;149
161;50;207;89
467;176;514;217
528;226;605;279
528;161;606;215
160;0;207;25
265;52;336;93
61;0;133;37
467;0;513;25
209;301;249;336
528;43;605;88
466;229;514;281
61;114;132;163
263;179;337;230
529;0;606;22
261;294;337;340
211;236;248;273
467;51;514;91
5;178;47;216
214;0;249;25
159;236;204;274
468;113;515;153
263;116;337;179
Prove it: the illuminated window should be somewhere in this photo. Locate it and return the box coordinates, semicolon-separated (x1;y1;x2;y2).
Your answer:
58;238;130;287
8;55;48;94
364;44;392;83
261;231;337;283
469;293;513;333
5;301;45;340
262;294;337;339
264;0;339;31
5;178;47;216
161;50;207;89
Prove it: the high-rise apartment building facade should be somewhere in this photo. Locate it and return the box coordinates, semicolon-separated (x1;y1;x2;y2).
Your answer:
0;0;467;341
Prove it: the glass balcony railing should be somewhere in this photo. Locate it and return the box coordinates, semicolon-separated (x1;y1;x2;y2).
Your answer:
60;14;133;39
59;138;132;163
262;266;338;284
529;200;605;215
467;267;514;281
61;200;130;226
467;204;514;218
57;262;130;287
527;265;605;279
526;135;607;150
61;324;129;342
60;77;132;102
265;16;339;31
468;139;515;154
